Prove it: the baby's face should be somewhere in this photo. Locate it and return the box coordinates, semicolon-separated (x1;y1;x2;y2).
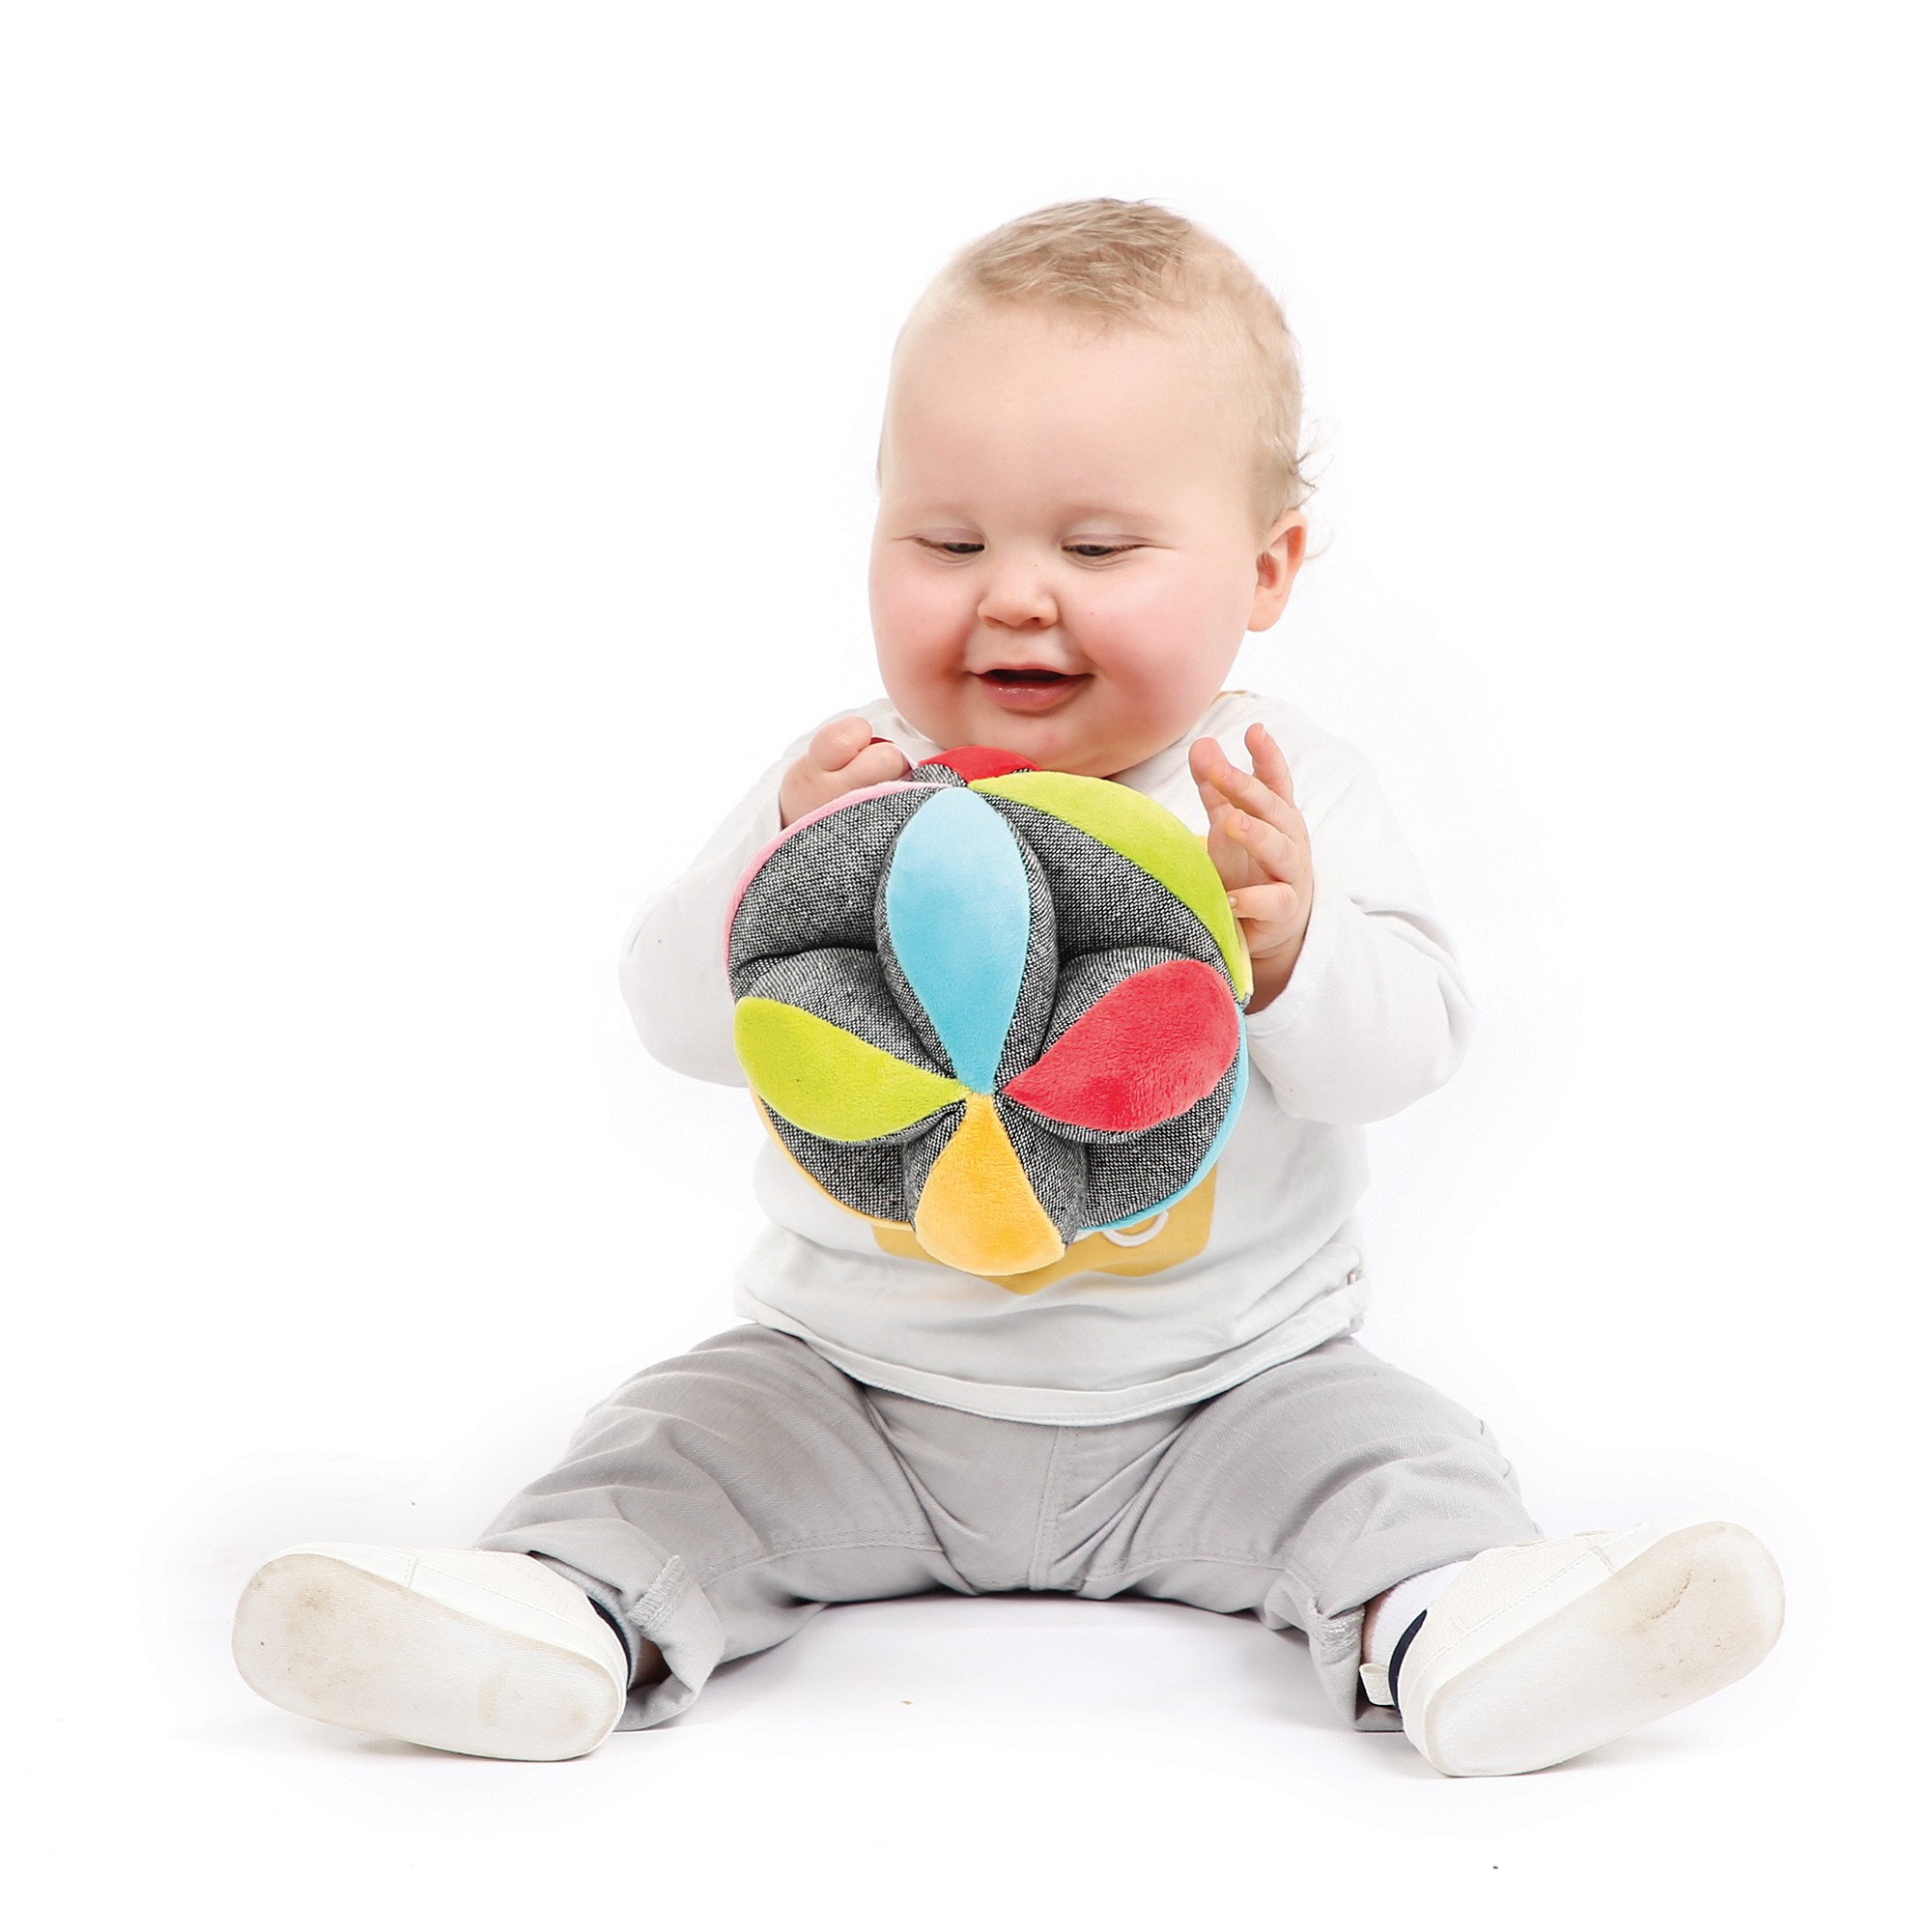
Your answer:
870;304;1300;777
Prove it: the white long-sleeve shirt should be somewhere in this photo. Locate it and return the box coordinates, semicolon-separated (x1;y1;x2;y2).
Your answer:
621;690;1474;1425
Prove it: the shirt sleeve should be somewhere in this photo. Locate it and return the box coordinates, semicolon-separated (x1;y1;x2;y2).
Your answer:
1238;718;1476;1124
616;735;806;1087
617;701;923;1085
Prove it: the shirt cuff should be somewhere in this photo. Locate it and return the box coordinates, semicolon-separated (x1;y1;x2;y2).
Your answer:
1241;862;1347;1046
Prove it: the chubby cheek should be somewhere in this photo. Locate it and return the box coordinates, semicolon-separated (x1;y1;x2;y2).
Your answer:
1077;568;1244;721
869;557;971;705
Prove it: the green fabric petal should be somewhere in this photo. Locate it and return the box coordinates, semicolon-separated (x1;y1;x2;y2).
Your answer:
733;999;968;1140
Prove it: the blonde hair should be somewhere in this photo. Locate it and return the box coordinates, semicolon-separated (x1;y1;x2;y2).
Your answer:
889;198;1309;527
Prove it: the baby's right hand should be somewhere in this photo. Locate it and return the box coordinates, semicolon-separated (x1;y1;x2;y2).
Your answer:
779;717;910;827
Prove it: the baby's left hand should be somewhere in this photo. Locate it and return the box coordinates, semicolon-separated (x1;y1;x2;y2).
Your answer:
1188;724;1313;1014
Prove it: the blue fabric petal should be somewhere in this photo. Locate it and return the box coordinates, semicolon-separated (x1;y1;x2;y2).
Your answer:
885;787;1031;1094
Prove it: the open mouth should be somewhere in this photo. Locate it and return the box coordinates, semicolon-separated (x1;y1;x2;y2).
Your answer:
976;667;1090;712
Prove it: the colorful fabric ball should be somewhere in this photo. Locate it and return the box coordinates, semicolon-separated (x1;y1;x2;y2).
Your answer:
724;747;1251;1283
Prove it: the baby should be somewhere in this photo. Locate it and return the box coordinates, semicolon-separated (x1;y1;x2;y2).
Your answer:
233;199;1783;1776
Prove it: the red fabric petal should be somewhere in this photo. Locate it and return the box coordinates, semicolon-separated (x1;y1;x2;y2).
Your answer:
927;745;1040;782
1002;959;1237;1131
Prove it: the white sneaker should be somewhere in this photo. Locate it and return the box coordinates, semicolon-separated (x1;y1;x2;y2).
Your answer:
1392;1516;1783;1776
232;1544;631;1761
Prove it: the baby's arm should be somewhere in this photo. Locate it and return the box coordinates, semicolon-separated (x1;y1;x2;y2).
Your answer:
1197;707;1475;1124
617;713;908;1084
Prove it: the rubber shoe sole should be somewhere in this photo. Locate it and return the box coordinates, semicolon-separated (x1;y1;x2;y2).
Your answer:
1400;1517;1784;1776
232;1545;628;1761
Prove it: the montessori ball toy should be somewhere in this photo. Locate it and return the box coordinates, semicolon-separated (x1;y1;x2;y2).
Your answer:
724;747;1252;1282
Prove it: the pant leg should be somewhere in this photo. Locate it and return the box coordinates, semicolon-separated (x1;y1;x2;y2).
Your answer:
474;1324;967;1729
1046;1336;1540;1732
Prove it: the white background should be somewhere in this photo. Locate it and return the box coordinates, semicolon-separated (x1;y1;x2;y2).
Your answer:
6;1;1924;1922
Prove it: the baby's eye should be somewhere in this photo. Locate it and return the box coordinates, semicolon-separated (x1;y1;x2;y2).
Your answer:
917;538;984;556
1065;542;1137;559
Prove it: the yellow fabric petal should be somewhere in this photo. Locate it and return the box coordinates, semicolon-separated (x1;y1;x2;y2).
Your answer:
734;999;967;1141
873;1165;1221;1296
913;1093;1065;1277
973;771;1251;1001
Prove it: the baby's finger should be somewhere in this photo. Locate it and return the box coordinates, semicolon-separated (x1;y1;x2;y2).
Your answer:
1187;736;1232;821
844;738;910;788
1204;751;1298;834
808;714;875;772
1224;806;1301;881
1245;723;1296;810
1204;809;1245;885
1228;880;1299;927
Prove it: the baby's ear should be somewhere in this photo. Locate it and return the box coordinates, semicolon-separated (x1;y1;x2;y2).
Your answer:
1249;512;1308;631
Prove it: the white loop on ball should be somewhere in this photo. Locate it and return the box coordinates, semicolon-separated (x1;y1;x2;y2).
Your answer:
1100;1211;1170;1249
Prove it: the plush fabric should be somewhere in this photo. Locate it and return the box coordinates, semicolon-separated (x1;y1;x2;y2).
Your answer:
973;769;1252;1001
732;998;967;1141
1000;956;1238;1132
918;744;1038;784
724;749;1250;1282
881;784;1034;1094
914;1092;1065;1276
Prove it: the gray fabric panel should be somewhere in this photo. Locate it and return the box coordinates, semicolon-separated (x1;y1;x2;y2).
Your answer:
995;1096;1098;1242
728;786;935;983
1080;1058;1242;1226
765;1100;968;1226
993;838;1060;1088
906;758;969;787
734;948;942;1072
874;867;951;1080
976;796;1232;988
897;1108;967;1224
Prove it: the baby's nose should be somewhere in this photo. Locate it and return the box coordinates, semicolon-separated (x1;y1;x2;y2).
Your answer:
977;567;1058;629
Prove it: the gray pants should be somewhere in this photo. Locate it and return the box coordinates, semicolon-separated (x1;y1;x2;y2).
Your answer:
476;1324;1537;1733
